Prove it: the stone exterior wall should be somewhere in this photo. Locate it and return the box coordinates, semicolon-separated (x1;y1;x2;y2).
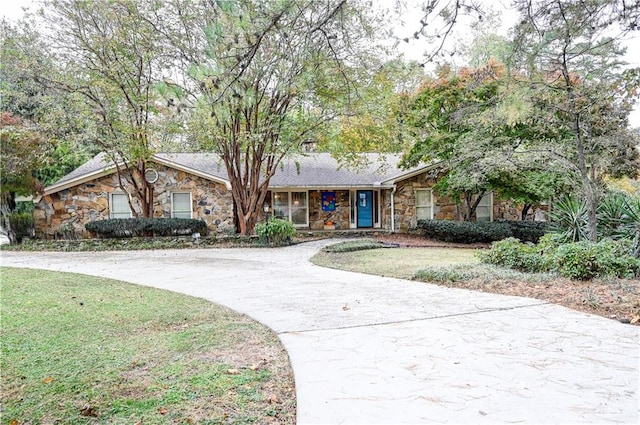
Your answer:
389;171;546;231
308;190;351;230
34;163;234;239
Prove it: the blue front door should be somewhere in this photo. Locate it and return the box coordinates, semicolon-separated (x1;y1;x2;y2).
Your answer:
357;190;373;228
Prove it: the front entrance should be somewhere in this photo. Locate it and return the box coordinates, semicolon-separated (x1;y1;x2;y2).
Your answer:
357;190;373;228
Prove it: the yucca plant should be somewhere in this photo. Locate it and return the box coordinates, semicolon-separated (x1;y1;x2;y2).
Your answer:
619;197;640;258
597;193;628;238
550;196;589;243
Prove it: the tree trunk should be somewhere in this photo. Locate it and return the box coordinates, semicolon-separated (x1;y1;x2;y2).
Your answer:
0;192;17;244
463;191;485;222
521;204;532;221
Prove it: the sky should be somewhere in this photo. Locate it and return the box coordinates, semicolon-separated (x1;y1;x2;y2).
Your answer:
2;0;639;127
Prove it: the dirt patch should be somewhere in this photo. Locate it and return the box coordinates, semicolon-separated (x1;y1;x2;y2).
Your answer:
373;233;640;325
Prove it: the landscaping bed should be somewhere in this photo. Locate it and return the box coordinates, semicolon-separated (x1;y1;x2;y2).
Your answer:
349;233;640;325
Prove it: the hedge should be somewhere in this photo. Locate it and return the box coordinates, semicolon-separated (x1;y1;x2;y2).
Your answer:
416;219;549;244
85;218;207;238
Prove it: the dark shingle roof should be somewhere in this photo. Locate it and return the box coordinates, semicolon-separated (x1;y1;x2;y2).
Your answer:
269;153;409;187
55;152;113;185
49;151;431;192
154;153;228;181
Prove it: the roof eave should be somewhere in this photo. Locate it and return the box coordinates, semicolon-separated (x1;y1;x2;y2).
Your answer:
381;161;446;185
44;165;117;195
152;155;232;190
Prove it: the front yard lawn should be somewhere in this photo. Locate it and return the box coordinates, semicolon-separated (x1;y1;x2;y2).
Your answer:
1;268;295;424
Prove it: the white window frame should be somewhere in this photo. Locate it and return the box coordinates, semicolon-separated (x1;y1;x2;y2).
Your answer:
476;192;493;222
110;192;132;219
272;190;308;227
374;190;381;228
350;190;357;229
415;189;433;221
171;192;193;219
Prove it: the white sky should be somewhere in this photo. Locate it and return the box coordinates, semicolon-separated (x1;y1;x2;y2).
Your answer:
2;0;639;127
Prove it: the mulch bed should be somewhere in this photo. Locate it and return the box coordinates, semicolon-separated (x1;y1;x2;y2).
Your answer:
372;233;640;326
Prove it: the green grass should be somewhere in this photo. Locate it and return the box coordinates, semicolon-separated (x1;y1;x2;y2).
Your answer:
312;241;480;279
1;267;295;424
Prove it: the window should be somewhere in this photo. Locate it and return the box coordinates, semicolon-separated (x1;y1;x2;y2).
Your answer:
272;191;308;226
273;192;289;220
172;192;192;218
476;193;493;222
110;193;131;219
415;189;433;220
291;192;308;225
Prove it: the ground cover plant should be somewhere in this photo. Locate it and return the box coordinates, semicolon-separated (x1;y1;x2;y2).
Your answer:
1;268;295;424
311;235;640;325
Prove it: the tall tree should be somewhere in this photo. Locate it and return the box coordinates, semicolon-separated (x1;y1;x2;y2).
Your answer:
401;60;509;220
1;18;93;187
0;113;48;243
39;0;174;217
159;0;389;235
511;0;640;240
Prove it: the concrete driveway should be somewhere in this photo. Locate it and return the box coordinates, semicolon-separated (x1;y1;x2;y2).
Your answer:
2;240;639;424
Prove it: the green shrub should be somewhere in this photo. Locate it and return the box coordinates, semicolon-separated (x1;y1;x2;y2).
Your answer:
480;235;640;280
322;239;393;253
504;220;550;243
416;219;512;243
550;241;600;280
85;218;207;238
551;238;640;280
254;218;295;247
478;237;547;272
8;212;33;243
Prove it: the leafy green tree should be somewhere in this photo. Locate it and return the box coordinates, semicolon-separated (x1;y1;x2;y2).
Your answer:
1;18;93;190
400;60;537;221
319;60;424;168
0;113;49;243
160;0;390;235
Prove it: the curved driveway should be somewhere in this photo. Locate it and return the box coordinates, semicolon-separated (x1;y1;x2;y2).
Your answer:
2;240;639;424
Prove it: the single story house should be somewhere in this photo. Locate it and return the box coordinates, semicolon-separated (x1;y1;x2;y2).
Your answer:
34;152;538;238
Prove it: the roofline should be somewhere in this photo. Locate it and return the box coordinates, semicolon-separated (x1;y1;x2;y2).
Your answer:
43;154;232;195
381;161;446;185
44;162;120;195
267;184;397;190
153;155;231;190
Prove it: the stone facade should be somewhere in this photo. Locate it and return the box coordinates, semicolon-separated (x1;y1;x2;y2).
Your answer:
35;163;234;239
308;190;351;230
388;171;545;232
35;160;547;239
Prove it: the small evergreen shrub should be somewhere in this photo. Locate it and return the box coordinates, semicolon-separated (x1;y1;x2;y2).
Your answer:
85;218;207;238
254;218;295;246
478;237;548;272
551;239;640;280
416;219;512;243
504;220;550;243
